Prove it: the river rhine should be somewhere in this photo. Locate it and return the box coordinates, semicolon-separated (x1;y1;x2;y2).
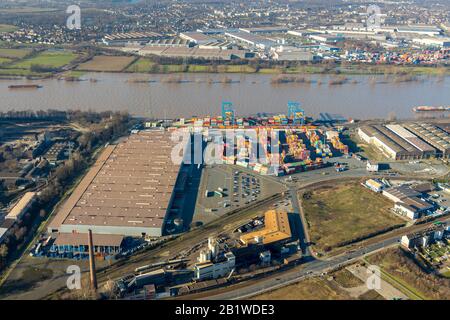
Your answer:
1;73;449;119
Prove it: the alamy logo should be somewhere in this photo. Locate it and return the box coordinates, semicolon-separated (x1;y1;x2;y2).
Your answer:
66;265;81;290
366;5;381;29
366;265;381;290
66;5;81;30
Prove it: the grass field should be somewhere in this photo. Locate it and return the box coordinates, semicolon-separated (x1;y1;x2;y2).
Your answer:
302;183;404;254
126;58;155;72
8;50;77;70
0;48;32;59
0;24;18;33
0;68;45;77
0;57;12;65
367;247;450;300
441;270;450;278
77;55;136;72
220;65;256;73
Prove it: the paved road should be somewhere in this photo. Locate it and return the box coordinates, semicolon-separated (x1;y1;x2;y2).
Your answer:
200;213;450;300
287;185;311;257
202;237;400;300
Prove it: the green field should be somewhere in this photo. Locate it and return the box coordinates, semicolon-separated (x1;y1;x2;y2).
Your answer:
302;182;404;254
0;48;32;59
441;270;450;278
0;68;45;77
9;50;78;70
161;64;186;73
126;58;156;72
0;57;12;65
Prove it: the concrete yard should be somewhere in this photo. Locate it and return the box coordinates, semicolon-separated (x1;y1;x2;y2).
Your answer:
192;164;284;225
346;264;408;300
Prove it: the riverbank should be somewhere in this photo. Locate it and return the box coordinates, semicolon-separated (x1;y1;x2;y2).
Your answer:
0;46;449;80
0;72;448;120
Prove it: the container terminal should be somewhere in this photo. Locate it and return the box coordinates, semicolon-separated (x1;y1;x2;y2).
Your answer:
167;101;349;176
7;101;450;301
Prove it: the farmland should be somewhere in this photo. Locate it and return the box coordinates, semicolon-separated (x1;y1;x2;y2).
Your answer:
8;50;78;70
77;55;136;72
302;183;404;255
126;58;156;73
0;48;32;59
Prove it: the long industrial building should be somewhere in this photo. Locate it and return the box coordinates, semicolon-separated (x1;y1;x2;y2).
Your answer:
403;123;450;157
358;123;441;160
48;130;182;237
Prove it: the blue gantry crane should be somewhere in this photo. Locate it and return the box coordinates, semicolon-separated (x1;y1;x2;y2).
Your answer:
221;101;235;125
287;101;305;125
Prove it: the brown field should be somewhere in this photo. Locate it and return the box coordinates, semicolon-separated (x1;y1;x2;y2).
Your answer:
77;55;136;72
251;277;353;300
333;268;365;288
367;247;450;300
302;182;404;254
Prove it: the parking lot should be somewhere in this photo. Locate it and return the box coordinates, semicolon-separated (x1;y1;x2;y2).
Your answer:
193;165;284;225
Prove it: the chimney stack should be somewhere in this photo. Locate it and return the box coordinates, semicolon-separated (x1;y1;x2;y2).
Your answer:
88;229;98;290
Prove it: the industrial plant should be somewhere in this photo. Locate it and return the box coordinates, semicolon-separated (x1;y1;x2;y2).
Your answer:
358;123;450;160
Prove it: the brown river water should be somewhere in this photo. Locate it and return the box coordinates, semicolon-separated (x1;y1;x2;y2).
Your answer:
0;73;449;119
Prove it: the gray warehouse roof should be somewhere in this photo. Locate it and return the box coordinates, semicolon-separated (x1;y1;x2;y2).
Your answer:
49;130;181;235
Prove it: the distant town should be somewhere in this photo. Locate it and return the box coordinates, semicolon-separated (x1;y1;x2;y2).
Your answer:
0;0;448;81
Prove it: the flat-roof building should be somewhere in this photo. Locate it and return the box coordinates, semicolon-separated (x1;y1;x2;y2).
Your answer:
412;37;450;48
48;130;182;237
5;192;36;221
383;185;434;220
382;185;421;203
239;26;288;34
102;32;163;46
179;32;216;45
364;179;384;193
125;46;249;61
225;31;276;50
310;34;344;43
240;210;291;245
50;232;124;256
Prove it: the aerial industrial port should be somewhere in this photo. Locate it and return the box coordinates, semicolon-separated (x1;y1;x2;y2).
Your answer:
0;0;449;306
2;101;449;302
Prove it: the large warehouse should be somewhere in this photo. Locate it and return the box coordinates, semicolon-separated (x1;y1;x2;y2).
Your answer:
403;123;450;157
358;123;439;160
48;130;182;237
